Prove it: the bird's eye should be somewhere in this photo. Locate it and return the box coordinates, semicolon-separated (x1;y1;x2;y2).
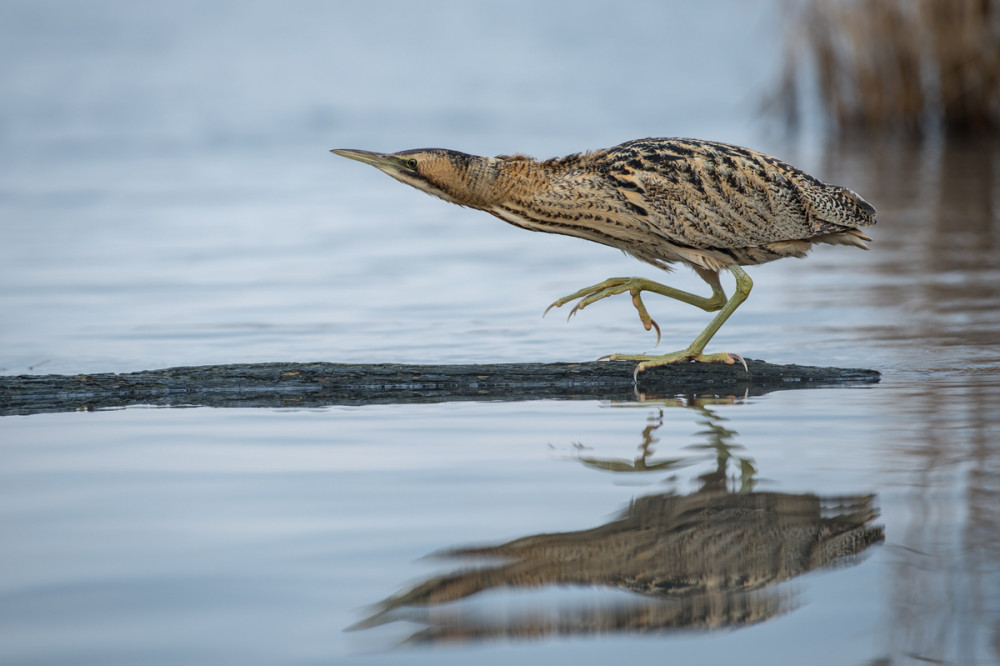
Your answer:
405;158;418;169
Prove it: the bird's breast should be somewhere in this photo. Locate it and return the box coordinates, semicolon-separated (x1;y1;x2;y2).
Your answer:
488;205;548;233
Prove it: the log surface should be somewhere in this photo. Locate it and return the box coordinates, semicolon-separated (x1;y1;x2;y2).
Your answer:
0;360;880;416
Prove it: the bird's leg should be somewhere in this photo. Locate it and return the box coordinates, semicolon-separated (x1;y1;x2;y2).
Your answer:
544;270;728;346
607;266;753;376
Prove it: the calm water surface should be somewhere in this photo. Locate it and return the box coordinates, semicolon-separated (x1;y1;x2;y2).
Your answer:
2;2;999;665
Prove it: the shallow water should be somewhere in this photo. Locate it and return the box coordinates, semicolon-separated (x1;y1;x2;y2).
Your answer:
2;2;1000;665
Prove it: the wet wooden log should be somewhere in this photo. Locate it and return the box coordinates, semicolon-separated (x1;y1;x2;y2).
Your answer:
0;360;879;416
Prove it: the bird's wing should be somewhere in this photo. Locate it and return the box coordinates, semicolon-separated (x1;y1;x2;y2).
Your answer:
604;139;875;251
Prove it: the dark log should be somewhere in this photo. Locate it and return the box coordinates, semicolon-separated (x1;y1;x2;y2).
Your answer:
0;360;880;416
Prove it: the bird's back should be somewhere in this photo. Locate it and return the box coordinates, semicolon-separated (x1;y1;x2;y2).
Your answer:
520;138;876;272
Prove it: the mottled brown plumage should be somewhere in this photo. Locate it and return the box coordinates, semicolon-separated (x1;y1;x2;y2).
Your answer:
353;489;883;641
331;138;876;373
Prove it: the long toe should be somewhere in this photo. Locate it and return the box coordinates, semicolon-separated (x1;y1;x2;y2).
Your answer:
606;350;747;375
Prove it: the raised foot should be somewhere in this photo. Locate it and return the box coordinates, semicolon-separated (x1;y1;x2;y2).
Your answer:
599;349;749;380
544;277;661;345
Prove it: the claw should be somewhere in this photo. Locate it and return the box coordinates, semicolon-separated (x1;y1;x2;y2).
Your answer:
628;290;660;345
706;352;748;372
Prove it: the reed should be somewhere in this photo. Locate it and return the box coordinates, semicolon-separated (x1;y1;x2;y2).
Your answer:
770;0;1000;134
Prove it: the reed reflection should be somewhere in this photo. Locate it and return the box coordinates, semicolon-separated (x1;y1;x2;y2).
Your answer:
817;135;1000;666
817;134;1000;366
351;397;884;645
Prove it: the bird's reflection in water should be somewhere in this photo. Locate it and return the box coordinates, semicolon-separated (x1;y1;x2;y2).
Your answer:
575;396;757;493
351;396;883;645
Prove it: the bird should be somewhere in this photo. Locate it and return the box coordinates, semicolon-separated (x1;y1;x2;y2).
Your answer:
331;138;876;374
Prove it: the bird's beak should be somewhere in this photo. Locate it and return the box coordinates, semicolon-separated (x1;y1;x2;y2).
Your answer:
330;149;402;171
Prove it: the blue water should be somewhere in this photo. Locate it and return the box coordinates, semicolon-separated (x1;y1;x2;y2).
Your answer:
2;2;999;664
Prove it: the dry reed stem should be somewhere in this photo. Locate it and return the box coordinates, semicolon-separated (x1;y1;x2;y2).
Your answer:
769;0;999;134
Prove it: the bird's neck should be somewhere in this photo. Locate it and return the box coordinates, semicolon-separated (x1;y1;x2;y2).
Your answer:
451;156;560;210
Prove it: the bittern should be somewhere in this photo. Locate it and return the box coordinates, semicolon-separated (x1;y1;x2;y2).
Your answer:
331;138;875;373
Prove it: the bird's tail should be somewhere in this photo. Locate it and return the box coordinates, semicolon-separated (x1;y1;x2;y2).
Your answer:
813;227;873;250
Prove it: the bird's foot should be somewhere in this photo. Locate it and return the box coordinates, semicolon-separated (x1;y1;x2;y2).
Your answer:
544;277;661;345
599;349;748;380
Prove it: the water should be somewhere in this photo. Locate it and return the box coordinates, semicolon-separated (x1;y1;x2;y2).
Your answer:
2;2;999;664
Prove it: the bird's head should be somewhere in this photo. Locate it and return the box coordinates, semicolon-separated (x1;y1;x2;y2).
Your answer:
330;147;493;207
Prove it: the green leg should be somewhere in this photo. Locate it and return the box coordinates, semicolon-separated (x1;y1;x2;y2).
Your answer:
609;266;753;375
545;269;728;345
